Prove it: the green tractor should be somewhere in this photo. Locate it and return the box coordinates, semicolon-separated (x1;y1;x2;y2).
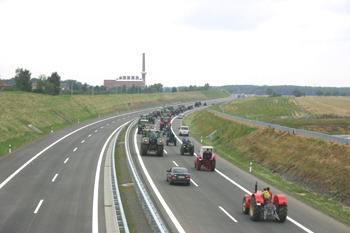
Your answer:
141;129;164;157
180;140;194;156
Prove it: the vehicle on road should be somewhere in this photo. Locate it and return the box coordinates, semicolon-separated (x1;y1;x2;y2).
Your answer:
141;129;164;157
166;167;191;185
138;119;150;134
180;140;194;156
166;132;177;146
179;126;189;136
194;146;216;171
160;117;171;131
242;182;288;222
177;114;183;119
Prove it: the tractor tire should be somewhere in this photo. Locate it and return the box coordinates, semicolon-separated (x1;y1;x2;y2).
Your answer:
211;160;216;171
190;148;194;156
166;140;169;146
196;160;202;171
275;205;288;223
242;197;249;214
141;144;148;156
180;148;184;155
249;196;262;221
174;140;177;146
157;145;164;157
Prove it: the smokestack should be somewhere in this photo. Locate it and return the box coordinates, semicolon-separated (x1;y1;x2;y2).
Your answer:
141;53;147;80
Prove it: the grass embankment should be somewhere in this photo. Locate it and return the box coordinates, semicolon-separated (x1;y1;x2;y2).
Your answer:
215;96;350;135
0;90;229;157
186;110;350;224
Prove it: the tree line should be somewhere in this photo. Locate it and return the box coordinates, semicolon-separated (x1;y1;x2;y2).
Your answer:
219;85;350;97
2;68;211;95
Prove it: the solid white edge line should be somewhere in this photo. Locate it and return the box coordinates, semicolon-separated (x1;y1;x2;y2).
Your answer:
52;174;58;182
190;179;198;187
215;169;314;233
134;130;186;233
219;206;237;223
172;161;178;166
92;122;129;233
34;199;44;214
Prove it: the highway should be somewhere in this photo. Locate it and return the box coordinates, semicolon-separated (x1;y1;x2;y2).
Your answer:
129;110;350;233
0;101;349;233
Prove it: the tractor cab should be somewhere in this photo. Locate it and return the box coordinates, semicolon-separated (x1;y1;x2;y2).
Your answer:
194;146;216;171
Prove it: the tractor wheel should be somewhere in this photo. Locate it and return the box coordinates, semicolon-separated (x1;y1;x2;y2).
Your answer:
174;140;177;146
211;160;216;171
249;196;262;221
275;205;288;223
190;148;194;156
141;144;148;156
180;148;184;155
157;145;164;157
196;160;202;171
242;197;249;214
166;140;169;146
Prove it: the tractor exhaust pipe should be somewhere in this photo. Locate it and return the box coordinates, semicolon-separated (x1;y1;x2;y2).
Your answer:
255;182;258;193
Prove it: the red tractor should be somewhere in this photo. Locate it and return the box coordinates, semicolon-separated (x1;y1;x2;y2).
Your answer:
194;146;216;171
242;182;288;222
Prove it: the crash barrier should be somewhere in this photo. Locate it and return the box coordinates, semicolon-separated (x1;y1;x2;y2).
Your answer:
208;110;350;146
110;124;130;233
125;119;169;233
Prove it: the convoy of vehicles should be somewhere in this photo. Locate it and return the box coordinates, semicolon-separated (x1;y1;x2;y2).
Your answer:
136;102;290;225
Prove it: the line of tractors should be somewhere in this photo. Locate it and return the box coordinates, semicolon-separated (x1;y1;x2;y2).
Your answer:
136;103;288;223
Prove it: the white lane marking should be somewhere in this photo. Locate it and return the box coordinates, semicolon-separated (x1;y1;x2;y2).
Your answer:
219;206;237;223
73;147;77;152
64;158;69;163
34;200;44;214
107;124;109;126
134;131;186;233
81;140;85;143
190;179;199;187
0;110;144;190
100;126;104;129
172;161;178;166
88;134;92;137
112;121;115;123
164;150;168;154
52;174;58;182
93;122;129;233
287;217;314;233
95;130;98;132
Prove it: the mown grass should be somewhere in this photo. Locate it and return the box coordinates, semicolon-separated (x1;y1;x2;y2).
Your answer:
220;96;350;135
0;90;230;156
185;110;350;225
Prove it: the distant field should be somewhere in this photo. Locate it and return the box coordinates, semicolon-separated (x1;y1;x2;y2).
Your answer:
220;96;350;135
295;96;350;117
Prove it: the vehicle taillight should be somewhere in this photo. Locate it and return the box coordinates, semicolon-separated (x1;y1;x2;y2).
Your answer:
143;139;147;142
186;175;190;178
159;140;163;143
171;175;177;178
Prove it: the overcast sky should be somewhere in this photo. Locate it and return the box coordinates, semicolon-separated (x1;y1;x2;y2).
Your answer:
0;0;349;88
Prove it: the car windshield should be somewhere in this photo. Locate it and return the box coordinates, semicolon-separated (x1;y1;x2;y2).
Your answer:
181;127;188;130
173;169;187;174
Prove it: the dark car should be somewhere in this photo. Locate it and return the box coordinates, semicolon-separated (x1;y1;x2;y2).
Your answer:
166;167;191;185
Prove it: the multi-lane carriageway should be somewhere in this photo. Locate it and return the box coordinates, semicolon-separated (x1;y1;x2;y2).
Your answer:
0;104;349;233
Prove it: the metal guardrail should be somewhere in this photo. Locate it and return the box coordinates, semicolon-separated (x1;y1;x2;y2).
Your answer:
124;119;169;233
110;122;130;233
208;110;350;145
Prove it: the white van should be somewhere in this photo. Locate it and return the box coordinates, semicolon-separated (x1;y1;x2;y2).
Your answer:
179;126;189;136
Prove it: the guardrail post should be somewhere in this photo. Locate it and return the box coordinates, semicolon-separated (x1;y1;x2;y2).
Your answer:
9;145;11;154
249;162;252;173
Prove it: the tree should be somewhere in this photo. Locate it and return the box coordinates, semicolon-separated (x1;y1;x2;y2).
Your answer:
47;72;61;95
172;87;177;92
292;89;303;97
33;74;47;93
316;91;324;96
14;68;32;92
204;83;210;90
266;88;274;96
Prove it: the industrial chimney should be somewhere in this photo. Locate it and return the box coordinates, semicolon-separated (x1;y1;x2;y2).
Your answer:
141;53;147;80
